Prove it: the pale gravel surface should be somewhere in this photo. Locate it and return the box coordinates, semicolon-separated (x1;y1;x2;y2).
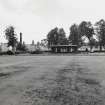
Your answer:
0;56;105;105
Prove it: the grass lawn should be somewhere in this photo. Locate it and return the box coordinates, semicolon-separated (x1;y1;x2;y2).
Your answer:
0;56;105;105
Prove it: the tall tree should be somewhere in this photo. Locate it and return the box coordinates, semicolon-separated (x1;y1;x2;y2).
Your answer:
79;21;94;50
89;37;97;51
58;28;68;45
5;26;17;53
95;19;105;51
79;21;94;41
69;24;81;46
32;40;35;45
47;27;58;47
36;41;41;50
47;27;68;48
41;39;48;48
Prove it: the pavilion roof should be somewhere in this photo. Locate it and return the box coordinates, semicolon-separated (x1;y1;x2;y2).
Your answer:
50;45;77;47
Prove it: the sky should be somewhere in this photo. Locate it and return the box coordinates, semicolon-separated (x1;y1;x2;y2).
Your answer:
0;0;105;44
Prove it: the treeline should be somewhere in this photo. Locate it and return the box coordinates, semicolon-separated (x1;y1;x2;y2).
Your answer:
47;19;105;51
2;19;105;54
3;26;48;54
4;26;27;53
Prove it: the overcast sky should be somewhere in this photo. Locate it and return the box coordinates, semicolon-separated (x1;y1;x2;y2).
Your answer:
0;0;105;43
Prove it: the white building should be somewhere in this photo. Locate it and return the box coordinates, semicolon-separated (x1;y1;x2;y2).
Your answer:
0;43;9;52
26;44;36;52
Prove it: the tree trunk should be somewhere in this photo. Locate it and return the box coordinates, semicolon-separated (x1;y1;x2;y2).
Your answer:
90;45;93;52
99;45;102;52
12;47;16;54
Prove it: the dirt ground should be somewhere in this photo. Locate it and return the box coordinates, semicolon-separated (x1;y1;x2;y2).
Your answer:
0;56;105;105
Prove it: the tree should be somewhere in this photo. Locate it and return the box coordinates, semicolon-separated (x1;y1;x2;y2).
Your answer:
69;24;82;46
58;28;68;45
47;27;68;48
79;21;94;49
79;21;94;40
89;37;97;51
16;42;27;51
47;27;59;47
36;41;41;50
41;39;48;48
95;19;105;51
32;40;35;45
5;26;17;53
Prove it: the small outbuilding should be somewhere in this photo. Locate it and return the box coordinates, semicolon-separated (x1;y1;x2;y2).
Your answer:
50;45;78;53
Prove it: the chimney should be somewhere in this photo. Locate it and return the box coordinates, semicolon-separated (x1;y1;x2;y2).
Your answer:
32;40;35;45
20;32;22;44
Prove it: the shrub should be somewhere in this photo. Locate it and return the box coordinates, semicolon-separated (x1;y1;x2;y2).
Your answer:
30;50;43;54
6;50;14;55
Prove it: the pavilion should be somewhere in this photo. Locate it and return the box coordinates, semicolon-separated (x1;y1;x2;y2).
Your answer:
50;45;78;53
